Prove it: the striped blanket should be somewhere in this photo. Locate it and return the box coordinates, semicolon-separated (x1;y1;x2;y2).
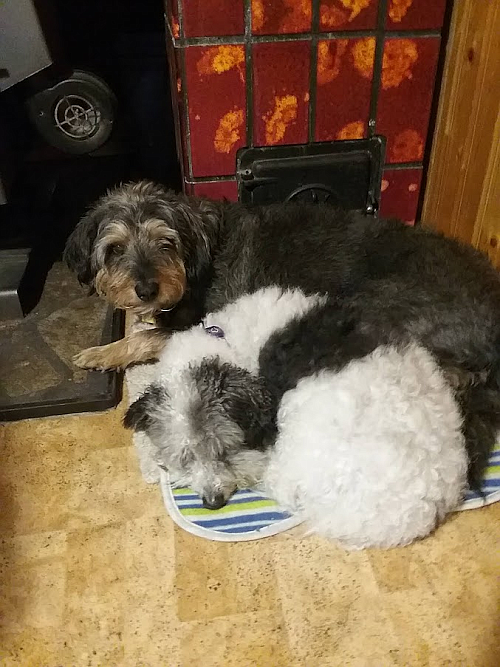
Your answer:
160;441;500;541
160;474;303;541
461;440;500;510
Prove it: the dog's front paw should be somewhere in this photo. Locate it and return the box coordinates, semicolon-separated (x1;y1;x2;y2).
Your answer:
73;331;166;371
73;345;118;371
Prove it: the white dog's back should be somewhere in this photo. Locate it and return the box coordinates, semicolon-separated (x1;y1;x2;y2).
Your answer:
157;286;325;378
264;343;467;549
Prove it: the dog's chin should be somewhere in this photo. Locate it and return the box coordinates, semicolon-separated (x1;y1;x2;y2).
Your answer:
110;296;182;318
137;288;185;317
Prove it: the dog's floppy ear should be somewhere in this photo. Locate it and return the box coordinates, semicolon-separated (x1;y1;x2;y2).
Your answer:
223;369;278;450
193;360;277;450
63;207;102;286
123;384;166;432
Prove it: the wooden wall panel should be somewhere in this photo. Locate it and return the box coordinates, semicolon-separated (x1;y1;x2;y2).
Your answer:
422;0;500;262
473;111;500;266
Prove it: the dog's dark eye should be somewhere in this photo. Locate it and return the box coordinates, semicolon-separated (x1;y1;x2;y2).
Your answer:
159;241;173;252
179;448;194;467
109;243;124;257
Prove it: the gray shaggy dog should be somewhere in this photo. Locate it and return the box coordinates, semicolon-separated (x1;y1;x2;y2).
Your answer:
64;180;500;488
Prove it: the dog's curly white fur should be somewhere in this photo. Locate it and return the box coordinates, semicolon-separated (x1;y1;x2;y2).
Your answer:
125;287;468;546
264;344;467;549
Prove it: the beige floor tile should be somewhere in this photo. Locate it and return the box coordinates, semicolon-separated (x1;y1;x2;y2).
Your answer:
0;531;67;634
174;526;279;622
179;611;297;667
1;406;499;666
66;445;164;530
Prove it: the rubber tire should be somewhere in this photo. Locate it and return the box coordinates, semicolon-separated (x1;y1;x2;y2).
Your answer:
27;70;117;155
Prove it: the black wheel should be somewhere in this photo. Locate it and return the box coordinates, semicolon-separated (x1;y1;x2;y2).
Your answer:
285;184;339;205
27;70;117;155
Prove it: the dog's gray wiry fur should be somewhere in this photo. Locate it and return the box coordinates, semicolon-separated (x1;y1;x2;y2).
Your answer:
125;362;275;508
66;180;500;488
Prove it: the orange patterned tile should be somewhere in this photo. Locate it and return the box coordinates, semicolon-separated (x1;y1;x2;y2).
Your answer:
253;41;310;146
319;0;378;31
315;38;374;142
377;37;440;163
381;39;419;90
252;0;312;35
214;110;245;154
182;0;244;37
263;95;299;145
380;168;423;224
185;45;246;177
386;0;447;30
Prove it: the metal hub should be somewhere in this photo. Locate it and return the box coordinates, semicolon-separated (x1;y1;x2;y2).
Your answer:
285;184;338;204
53;95;101;139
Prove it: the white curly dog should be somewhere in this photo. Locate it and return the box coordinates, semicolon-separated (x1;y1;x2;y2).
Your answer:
125;287;468;549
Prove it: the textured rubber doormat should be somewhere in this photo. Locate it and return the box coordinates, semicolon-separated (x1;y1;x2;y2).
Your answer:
0;262;123;421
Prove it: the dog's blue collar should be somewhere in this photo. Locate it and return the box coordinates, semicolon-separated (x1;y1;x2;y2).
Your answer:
204;324;225;339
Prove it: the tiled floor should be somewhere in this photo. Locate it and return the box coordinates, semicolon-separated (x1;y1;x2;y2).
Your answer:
0;403;499;666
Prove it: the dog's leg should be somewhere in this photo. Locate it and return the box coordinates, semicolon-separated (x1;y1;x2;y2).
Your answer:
73;328;169;371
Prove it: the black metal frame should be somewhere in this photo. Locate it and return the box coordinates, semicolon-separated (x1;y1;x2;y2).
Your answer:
237;136;385;212
0;309;125;422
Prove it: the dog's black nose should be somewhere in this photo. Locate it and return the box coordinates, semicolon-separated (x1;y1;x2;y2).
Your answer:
135;281;159;301
202;493;226;510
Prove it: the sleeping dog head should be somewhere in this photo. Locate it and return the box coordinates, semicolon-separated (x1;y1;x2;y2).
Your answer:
63;180;221;316
124;359;277;509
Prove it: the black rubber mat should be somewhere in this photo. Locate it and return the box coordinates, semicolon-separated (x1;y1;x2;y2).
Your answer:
0;262;124;421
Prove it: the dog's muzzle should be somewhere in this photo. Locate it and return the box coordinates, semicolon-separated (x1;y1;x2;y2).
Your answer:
135;280;159;301
202;492;226;510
